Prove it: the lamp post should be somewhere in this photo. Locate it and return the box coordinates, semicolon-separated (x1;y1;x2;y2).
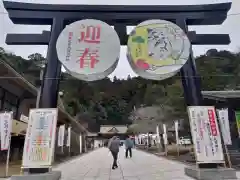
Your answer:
36;65;45;108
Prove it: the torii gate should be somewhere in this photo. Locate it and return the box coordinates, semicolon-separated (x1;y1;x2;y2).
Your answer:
3;1;231;178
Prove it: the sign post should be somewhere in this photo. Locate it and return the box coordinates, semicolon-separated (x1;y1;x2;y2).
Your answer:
187;106;224;169
217;108;232;168
0;112;13;177
56;19;121;82
127;19;191;81
22;108;58;169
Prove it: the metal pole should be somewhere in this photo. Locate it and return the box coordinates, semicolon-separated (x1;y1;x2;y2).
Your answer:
5;135;11;177
36;68;44;108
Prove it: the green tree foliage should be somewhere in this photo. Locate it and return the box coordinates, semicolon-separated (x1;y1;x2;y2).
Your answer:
1;47;240;132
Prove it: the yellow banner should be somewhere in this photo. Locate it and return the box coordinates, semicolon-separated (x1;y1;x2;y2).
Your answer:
235;111;240;137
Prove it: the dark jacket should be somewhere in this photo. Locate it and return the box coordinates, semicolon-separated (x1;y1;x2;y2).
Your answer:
108;136;120;153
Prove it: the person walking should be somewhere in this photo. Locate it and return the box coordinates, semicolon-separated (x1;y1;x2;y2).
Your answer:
125;135;134;158
108;136;120;169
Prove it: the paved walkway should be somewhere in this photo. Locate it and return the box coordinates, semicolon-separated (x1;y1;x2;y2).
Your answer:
55;147;195;180
2;148;240;179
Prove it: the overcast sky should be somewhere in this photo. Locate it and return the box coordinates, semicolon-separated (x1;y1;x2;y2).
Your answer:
0;0;239;79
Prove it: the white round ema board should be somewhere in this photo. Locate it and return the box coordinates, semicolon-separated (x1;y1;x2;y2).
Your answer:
56;19;121;81
127;19;191;80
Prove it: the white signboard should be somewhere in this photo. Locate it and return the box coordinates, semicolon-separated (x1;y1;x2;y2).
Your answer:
188;106;224;163
58;125;65;147
0;112;12;150
175;121;179;145
66;127;71;147
163;124;168;145
56;19;121;81
127;19;190;80
217;109;232;145
20;114;29;123
22;108;58;168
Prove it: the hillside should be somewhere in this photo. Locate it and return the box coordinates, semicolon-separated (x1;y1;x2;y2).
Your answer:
0;47;239;132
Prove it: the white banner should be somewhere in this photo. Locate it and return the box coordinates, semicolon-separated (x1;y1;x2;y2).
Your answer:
175;121;179;145
0;112;12;150
22;108;58;168
79;134;82;154
163;124;168;145
20;114;29;123
217;109;232;145
66;127;71;147
188;106;224;163
134;135;138;145
58;125;65;147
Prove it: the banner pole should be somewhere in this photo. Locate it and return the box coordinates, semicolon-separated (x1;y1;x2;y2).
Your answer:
165;145;168;156
224;144;232;168
177;144;180;157
175;121;179;156
5;135;11;177
217;108;232;168
68;127;71;156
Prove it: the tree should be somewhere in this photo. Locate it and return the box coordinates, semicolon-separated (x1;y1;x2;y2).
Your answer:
2;46;240;133
0;47;5;54
28;53;46;68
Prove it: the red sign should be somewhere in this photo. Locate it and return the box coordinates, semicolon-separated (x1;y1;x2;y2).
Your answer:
79;25;101;44
77;48;99;69
208;109;217;136
77;25;101;69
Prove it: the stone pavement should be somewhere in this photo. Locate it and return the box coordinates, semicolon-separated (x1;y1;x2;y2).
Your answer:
55;147;195;180
3;147;240;180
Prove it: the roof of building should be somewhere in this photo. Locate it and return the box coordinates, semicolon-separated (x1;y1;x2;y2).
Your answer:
0;59;37;97
87;132;98;137
0;58;66;108
99;125;128;134
0;58;88;133
201;90;240;101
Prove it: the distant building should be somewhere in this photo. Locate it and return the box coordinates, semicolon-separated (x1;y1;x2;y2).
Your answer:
98;125;128;139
